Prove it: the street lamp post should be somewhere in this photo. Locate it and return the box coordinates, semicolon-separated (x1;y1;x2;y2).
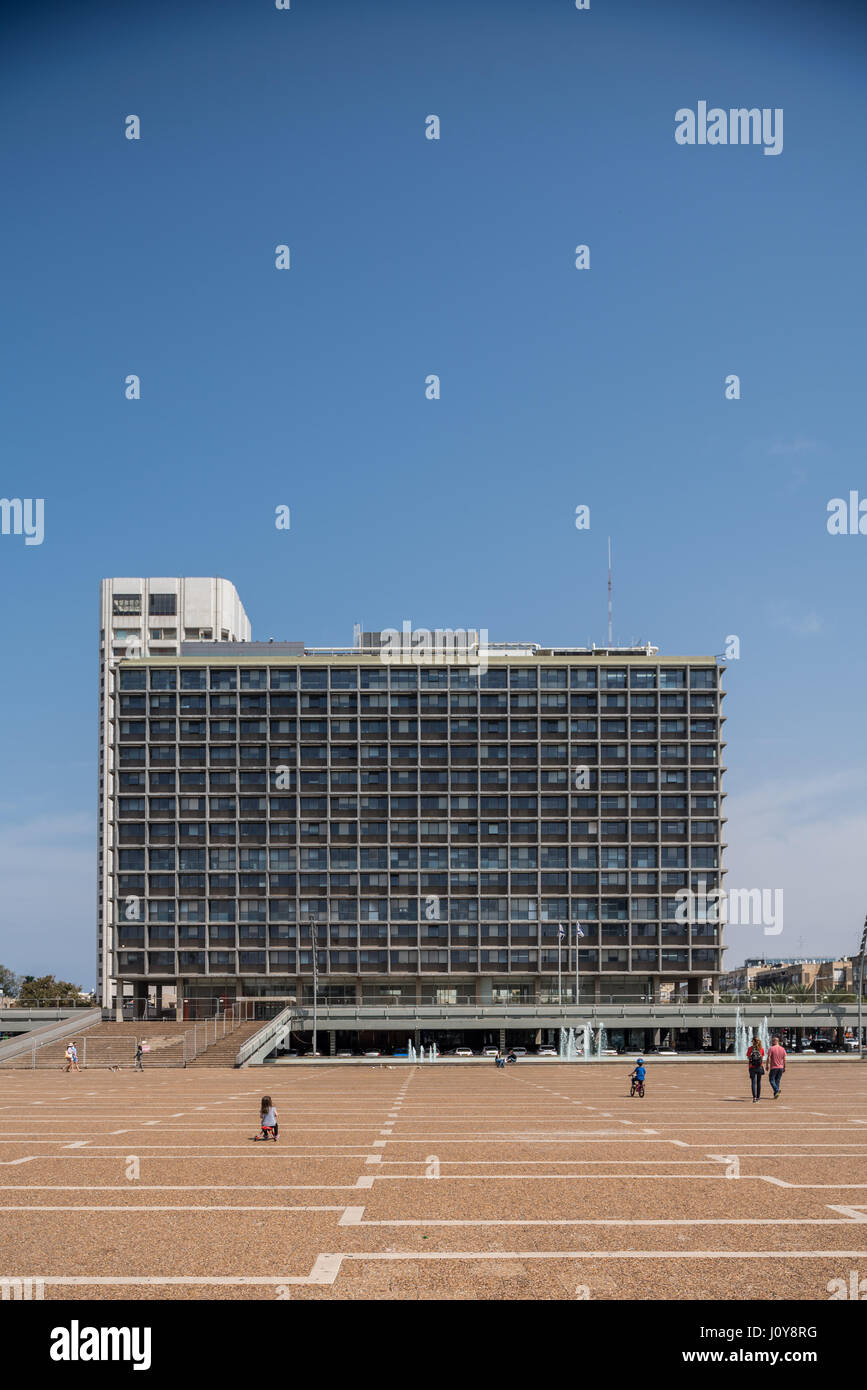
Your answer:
310;914;319;1060
857;916;867;1060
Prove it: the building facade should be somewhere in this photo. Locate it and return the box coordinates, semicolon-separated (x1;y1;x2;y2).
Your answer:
720;957;855;995
98;578;251;1005
102;609;727;1013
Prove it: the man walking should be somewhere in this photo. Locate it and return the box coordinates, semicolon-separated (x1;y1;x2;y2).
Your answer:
767;1035;787;1100
134;1041;144;1072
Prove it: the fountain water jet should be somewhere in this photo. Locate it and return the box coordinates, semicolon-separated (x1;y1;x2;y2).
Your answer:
734;1007;748;1060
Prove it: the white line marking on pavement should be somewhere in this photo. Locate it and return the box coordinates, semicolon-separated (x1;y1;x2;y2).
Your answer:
0;1204;348;1213
350;1215;867;1228
0;1184;372;1192
10;1256;344;1288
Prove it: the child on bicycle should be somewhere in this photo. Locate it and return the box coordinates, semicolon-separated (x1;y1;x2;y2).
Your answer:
629;1058;647;1096
257;1095;278;1142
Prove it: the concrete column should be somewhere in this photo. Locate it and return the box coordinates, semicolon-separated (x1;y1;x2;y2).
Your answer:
593;977;601;1003
133;983;148;1021
329;1030;336;1057
498;1027;506;1050
115;980;124;1023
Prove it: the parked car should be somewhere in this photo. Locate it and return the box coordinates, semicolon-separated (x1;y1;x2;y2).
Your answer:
454;1047;473;1057
811;1038;833;1053
510;1046;528;1056
363;1049;381;1057
336;1050;353;1057
481;1046;499;1058
536;1046;557;1057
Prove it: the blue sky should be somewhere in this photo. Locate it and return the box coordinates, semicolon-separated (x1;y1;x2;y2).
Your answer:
1;0;865;986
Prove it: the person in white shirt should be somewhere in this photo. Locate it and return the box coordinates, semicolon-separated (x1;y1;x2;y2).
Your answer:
257;1096;278;1142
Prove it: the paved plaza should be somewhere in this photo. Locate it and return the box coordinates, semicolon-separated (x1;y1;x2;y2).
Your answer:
0;1062;865;1300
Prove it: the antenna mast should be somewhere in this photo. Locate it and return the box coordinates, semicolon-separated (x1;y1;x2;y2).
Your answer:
607;538;613;647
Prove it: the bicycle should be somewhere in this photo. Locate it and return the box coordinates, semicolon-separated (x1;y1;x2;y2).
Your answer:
629;1077;645;1098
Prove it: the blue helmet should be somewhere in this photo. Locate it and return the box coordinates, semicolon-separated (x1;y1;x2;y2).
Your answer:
636;1057;644;1064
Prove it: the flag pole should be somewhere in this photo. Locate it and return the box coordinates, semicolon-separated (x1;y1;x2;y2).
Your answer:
557;924;562;1008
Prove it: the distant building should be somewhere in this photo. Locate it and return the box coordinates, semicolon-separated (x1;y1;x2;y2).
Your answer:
720;957;854;994
100;584;727;1021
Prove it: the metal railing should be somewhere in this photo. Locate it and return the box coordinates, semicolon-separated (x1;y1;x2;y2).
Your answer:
0;1009;103;1068
0;1000;97;1013
234;1006;294;1068
0;1002;255;1069
281;1000;863;1027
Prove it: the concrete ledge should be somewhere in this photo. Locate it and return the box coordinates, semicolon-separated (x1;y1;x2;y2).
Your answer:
265;1053;865;1066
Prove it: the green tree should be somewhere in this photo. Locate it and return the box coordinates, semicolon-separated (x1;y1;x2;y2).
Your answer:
14;975;86;1006
0;965;20;998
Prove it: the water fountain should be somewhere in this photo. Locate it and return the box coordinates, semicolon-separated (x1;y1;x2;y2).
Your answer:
431;1041;438;1063
759;1016;771;1053
581;1022;592;1060
558;1027;567;1059
734;1007;748;1060
594;1023;607;1058
407;1040;417;1063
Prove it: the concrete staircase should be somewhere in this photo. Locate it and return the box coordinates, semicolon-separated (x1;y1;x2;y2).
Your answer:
187;1020;265;1067
0;1017;261;1068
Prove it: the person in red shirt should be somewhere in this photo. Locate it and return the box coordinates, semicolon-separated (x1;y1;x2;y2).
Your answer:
767;1037;787;1100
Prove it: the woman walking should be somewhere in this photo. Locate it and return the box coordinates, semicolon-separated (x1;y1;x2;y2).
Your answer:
747;1034;765;1102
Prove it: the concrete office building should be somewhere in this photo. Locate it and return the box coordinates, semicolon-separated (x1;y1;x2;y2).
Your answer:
97;578;251;1006
101;590;727;1025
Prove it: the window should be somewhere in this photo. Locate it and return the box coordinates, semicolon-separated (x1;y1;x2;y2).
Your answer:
690;668;716;689
148;593;177;616
113;594;142;617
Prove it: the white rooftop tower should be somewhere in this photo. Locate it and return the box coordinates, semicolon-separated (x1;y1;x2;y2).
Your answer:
97;578;251;1008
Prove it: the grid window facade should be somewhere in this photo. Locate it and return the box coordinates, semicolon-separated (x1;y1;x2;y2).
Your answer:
109;657;725;993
